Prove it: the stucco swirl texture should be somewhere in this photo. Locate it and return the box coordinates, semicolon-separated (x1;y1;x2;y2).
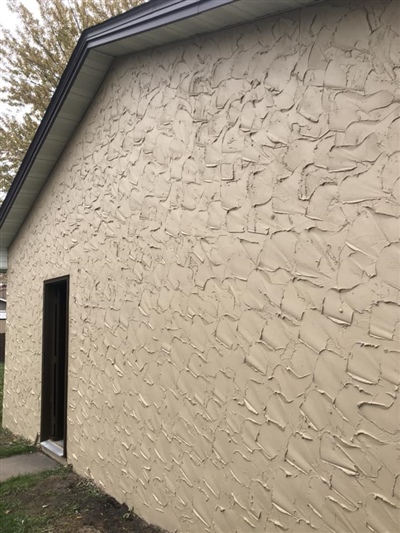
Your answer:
3;0;399;531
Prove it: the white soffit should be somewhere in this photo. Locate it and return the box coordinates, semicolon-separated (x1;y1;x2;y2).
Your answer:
0;0;322;259
96;0;321;56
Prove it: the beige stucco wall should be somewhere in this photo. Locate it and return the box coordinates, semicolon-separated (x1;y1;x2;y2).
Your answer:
3;0;400;531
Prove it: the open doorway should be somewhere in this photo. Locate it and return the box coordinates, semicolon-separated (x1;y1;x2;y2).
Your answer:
41;276;69;459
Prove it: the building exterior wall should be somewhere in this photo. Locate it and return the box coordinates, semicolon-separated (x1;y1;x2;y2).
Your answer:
0;296;5;360
3;0;399;531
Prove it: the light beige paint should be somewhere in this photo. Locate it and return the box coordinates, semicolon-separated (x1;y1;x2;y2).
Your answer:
3;0;400;531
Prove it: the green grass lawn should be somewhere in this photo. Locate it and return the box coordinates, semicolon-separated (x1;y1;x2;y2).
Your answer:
0;368;164;532
0;363;37;458
0;465;160;533
0;467;66;532
0;362;4;423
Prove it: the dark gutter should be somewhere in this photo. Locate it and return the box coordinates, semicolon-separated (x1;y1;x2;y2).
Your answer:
85;0;236;48
0;46;92;224
0;0;236;227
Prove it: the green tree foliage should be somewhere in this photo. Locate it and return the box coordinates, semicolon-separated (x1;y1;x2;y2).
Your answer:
0;0;141;193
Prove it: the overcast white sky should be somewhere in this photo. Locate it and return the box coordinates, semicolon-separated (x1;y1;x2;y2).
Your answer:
0;0;40;115
2;0;40;33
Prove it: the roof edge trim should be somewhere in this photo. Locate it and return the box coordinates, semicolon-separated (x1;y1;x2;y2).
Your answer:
0;0;236;228
0;0;323;248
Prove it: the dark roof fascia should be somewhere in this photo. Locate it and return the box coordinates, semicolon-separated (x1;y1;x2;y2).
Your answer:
0;0;236;228
84;0;235;48
0;45;90;225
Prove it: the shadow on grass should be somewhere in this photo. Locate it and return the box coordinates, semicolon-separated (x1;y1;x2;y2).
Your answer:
0;466;166;533
0;467;67;533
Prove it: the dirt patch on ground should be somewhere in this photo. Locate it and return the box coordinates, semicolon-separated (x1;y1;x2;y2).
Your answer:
1;468;168;533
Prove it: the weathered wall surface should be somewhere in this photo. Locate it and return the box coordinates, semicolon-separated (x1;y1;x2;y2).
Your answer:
3;0;400;531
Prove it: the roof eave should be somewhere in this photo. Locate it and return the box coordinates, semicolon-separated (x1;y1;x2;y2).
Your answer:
0;0;323;261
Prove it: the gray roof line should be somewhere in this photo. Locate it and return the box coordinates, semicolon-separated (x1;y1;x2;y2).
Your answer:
0;0;322;251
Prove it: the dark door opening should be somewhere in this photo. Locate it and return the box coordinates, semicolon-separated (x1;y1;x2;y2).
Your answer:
41;276;69;458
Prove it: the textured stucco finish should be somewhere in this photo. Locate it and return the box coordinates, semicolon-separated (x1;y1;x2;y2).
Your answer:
3;0;400;531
